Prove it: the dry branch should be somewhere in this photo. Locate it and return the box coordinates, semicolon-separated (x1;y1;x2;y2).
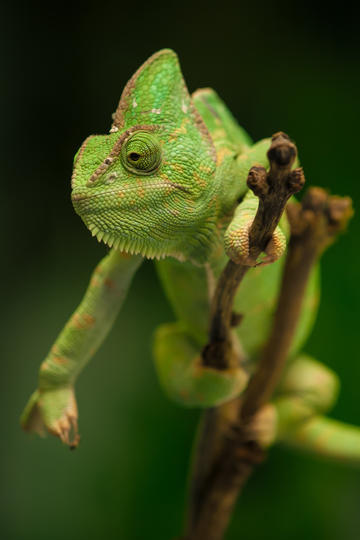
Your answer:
184;134;353;540
202;132;304;371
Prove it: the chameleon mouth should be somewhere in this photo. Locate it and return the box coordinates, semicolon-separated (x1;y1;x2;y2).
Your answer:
71;193;91;202
71;181;191;204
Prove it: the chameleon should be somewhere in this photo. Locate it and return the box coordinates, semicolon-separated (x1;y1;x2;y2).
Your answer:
21;49;360;462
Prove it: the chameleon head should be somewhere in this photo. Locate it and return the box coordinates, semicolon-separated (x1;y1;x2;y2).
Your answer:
71;49;218;261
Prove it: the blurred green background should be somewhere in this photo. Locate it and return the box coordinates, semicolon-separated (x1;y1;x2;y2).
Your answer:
2;2;360;539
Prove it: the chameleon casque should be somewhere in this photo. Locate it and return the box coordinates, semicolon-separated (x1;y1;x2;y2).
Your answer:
22;49;360;461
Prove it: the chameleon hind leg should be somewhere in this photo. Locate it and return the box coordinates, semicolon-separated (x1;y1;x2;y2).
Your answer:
247;355;338;449
272;354;360;463
279;413;360;464
275;354;340;432
153;322;249;407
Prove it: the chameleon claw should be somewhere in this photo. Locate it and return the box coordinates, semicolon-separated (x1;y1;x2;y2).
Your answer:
243;403;278;448
49;392;80;448
21;386;80;448
256;226;286;267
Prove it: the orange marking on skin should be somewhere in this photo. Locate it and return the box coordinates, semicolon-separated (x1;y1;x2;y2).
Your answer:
194;172;207;188
105;278;116;290
90;276;101;287
137;187;145;198
72;313;82;328
72;313;95;329
216;146;233;165
117;191;125;198
168;134;178;143
170;163;184;174
168;119;189;141
52;356;69;366
94;265;104;275
199;164;212;173
51;344;61;355
83;313;95;326
186;199;195;213
118;251;133;259
40;361;49;371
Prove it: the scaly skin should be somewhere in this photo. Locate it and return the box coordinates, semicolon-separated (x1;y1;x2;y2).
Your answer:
21;250;141;444
21;49;360;462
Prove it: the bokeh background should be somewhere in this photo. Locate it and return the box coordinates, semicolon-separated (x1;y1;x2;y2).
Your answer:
2;2;360;539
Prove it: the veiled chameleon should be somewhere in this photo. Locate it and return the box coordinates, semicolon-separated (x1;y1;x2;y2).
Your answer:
21;50;360;462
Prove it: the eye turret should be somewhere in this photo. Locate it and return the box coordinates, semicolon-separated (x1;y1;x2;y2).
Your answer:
121;131;162;175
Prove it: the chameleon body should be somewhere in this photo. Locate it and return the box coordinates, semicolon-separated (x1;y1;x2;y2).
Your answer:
22;49;360;462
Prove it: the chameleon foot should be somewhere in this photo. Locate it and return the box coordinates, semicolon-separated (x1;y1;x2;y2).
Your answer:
225;220;285;267
21;386;80;448
244;403;278;448
154;322;249;407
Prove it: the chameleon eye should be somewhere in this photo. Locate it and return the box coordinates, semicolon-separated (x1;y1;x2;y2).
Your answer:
121;131;162;175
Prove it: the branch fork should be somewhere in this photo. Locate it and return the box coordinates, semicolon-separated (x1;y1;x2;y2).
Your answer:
184;132;353;540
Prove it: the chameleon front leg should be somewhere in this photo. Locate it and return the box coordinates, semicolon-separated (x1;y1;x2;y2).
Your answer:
21;250;142;446
273;355;360;464
224;189;287;266
153;323;249;407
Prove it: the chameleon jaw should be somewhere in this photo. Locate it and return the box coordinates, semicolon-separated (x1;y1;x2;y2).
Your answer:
72;183;216;264
87;223;186;261
72;189;197;261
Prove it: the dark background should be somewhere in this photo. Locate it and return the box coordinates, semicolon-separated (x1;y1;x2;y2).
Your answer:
2;2;360;539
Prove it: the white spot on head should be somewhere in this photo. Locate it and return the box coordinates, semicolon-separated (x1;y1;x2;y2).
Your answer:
109;126;119;133
133;98;138;108
105;172;118;184
181;100;188;114
151;108;161;114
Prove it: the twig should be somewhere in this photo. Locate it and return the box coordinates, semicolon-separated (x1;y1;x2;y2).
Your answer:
241;188;353;420
202;132;304;370
184;137;353;539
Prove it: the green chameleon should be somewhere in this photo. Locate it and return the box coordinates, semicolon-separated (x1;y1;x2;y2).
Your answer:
22;49;360;461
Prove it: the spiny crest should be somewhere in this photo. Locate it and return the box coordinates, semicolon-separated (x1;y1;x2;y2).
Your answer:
111;49;216;162
112;49;184;128
72;50;216;189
